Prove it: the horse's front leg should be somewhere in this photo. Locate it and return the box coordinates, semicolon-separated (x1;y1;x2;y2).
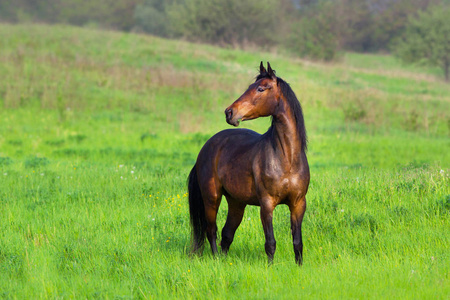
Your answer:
260;201;276;264
289;197;307;265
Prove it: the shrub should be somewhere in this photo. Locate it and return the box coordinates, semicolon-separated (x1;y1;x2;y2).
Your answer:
394;4;450;82
286;2;338;61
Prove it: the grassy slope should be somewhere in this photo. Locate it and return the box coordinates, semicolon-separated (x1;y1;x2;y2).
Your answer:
0;24;449;299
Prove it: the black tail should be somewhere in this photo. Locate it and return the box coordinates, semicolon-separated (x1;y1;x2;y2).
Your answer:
188;165;207;253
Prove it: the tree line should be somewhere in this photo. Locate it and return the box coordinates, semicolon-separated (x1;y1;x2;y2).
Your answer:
1;0;448;80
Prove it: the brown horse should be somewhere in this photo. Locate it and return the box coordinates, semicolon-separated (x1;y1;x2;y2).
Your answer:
188;62;309;264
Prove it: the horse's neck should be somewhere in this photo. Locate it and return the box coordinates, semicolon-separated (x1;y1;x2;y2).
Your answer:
270;98;303;165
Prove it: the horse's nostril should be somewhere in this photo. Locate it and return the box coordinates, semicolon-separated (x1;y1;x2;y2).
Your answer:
225;108;233;119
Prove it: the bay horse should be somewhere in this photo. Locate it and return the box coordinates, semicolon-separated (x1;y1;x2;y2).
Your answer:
188;62;309;264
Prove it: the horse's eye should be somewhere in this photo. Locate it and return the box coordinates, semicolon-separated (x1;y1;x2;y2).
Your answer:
257;87;265;93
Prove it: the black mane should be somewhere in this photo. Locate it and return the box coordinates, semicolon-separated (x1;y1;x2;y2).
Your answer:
256;72;308;152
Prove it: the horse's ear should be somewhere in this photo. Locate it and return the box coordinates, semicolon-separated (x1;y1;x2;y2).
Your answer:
259;61;267;74
267;62;275;79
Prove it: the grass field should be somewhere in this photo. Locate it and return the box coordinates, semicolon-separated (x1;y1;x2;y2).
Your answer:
0;24;449;299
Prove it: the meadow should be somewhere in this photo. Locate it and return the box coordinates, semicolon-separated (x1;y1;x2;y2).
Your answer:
0;24;449;299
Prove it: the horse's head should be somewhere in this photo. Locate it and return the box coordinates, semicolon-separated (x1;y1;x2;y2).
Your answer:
225;62;280;127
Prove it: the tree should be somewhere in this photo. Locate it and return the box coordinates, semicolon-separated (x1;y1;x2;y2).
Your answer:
394;4;450;81
333;0;375;52
167;0;280;47
133;0;174;36
370;0;438;52
286;1;339;61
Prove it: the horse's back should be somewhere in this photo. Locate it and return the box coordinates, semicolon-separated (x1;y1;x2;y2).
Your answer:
199;128;261;156
210;128;261;143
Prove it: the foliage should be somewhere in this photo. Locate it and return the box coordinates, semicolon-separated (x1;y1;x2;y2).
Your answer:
332;0;375;52
285;0;442;60
394;4;450;82
0;0;448;61
133;0;172;36
0;0;141;30
167;0;280;47
331;0;439;52
286;2;338;61
369;0;433;51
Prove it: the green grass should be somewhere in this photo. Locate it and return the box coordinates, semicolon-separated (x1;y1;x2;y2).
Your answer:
0;24;449;299
342;52;444;77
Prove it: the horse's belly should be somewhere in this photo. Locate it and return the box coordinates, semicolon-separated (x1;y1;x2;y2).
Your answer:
224;184;260;206
218;160;259;205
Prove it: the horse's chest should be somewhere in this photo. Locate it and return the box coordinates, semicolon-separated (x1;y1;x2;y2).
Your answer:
263;172;299;190
259;162;302;197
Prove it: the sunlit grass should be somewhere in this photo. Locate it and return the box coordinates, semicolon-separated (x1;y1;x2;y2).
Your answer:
1;107;448;298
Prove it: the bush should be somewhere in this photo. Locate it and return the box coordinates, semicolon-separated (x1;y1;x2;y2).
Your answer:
167;0;279;47
133;0;171;36
394;4;450;82
286;2;338;61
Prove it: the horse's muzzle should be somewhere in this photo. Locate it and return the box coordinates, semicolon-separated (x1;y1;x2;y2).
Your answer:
225;107;240;127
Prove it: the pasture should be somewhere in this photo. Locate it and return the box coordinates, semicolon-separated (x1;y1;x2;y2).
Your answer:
0;24;449;299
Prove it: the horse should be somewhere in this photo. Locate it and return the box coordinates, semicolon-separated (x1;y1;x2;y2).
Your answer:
187;62;310;265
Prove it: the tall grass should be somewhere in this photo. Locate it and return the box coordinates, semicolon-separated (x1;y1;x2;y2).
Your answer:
0;24;449;298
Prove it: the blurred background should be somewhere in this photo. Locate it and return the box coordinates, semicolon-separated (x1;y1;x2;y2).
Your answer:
1;0;449;65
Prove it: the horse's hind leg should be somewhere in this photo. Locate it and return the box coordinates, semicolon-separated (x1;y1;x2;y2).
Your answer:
289;197;307;265
201;180;223;256
221;200;246;255
204;200;221;255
